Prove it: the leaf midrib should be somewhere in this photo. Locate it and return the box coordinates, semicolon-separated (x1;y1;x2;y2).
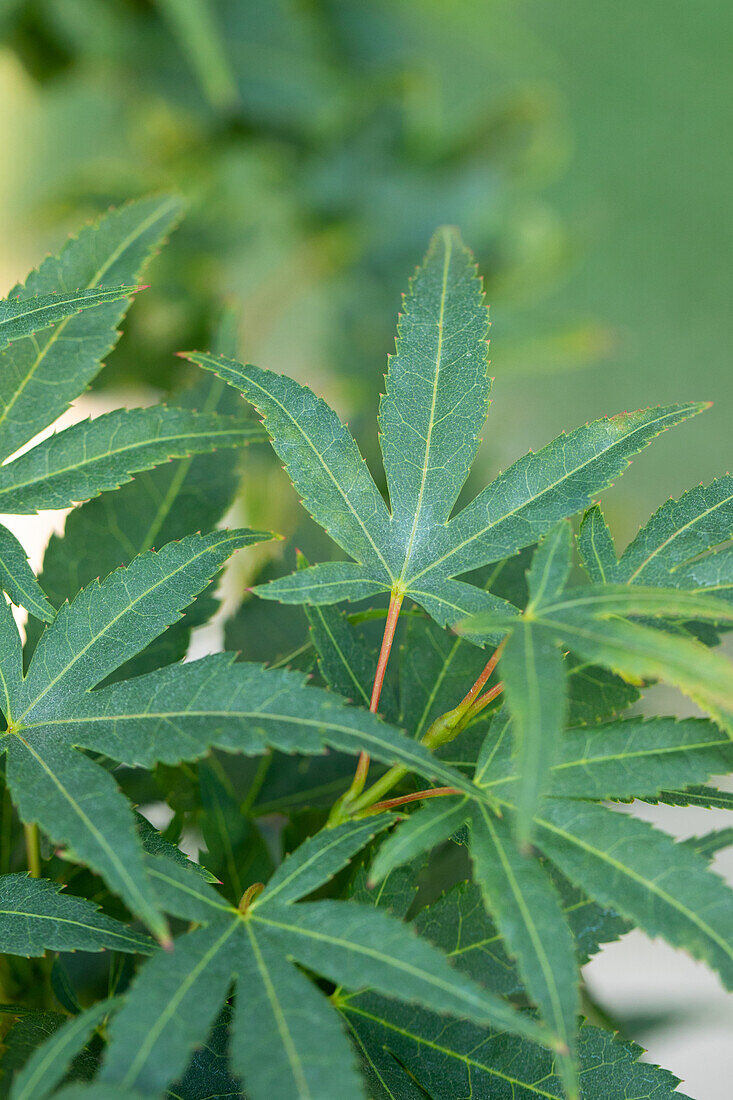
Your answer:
397;230;452;583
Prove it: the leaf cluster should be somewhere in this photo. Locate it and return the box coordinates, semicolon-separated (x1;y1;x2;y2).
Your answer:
0;211;730;1099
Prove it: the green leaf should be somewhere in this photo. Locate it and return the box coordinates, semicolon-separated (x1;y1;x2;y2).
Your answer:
0;286;137;352
368;797;472;886
669;546;733;603
187;354;396;581
198;762;268;901
35;654;486;802
305;602;373;709
638;785;733;810
187;229;701;636
0;195;183;464
100;922;238;1094
25;361;254;673
19;530;266;719
342;995;690;1100
501;624;567;845
0;594;23;720
0;407;264;514
257;561;386;604
684;827;733;861
526;520;573;609
405;577;519;639
379;226;490;564
261;818;397;906
533;799;733;989
156;0;239;111
482;717;733;802
469;807;580;1098
578;504;618;582
232;926;366;1100
2;731;167;943
251;899;552;1045
414;874;628;994
0;1012;69;1098
541;584;733;623
617;474;733;583
0;523;54;622
135;811;218;882
539;612;733;733
0;874;153;956
398;618;487;739
101;844;555;1098
9;1000;116;1100
408;402;704;587
2;531;266;935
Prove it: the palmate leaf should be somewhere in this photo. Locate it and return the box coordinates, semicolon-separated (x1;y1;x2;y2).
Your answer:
617;474;733;584
369;697;733;1080
579;478;733;616
369;795;582;1096
99;828;555;1100
0;874;153;957
29;651;494;805
0;1008;101;1100
0;286;138;352
184;228;703;633
1;529;269;939
464;539;733;780
0;195;183;464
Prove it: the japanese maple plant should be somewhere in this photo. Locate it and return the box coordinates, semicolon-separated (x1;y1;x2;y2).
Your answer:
0;199;731;1099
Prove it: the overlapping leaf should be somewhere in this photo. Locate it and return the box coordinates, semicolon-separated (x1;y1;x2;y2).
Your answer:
24;317;259;671
462;522;733;837
0;286;137;352
0;874;153;958
579;475;733;610
98;823;556;1099
0;529;269;938
343;995;691;1100
0;200;266;622
0;196;182;463
185;227;703;634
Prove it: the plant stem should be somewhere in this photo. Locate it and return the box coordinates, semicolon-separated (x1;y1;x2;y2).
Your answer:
351;590;404;795
24;823;41;878
362;787;462;814
459;639;506;709
465;680;504;717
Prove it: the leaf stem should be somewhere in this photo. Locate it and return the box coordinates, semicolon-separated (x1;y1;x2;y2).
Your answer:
459;639;506;709
352;590;404;795
24;823;41;878
336;642;506;822
360;787;462;815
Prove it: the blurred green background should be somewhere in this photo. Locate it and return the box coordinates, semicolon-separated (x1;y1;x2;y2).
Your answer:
0;0;730;547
